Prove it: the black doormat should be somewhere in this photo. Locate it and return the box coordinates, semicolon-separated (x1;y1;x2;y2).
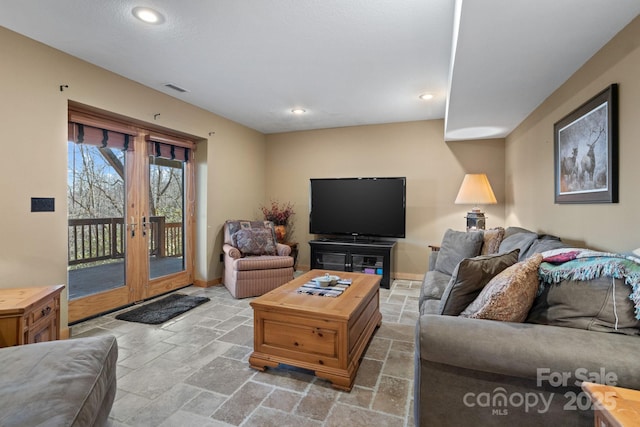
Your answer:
115;293;210;325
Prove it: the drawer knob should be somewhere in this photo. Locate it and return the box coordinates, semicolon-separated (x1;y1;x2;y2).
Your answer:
41;306;52;317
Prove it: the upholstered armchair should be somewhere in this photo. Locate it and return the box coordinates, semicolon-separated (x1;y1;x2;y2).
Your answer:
222;220;294;298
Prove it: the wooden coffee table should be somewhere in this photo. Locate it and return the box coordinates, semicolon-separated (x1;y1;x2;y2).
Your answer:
582;382;640;426
249;270;382;391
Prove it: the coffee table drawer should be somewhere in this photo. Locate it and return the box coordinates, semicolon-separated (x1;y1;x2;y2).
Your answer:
256;313;342;368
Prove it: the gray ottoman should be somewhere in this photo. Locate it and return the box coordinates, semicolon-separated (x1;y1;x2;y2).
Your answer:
0;335;118;427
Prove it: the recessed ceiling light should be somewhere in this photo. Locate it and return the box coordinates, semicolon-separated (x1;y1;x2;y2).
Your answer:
132;7;165;24
291;108;306;114
419;93;434;100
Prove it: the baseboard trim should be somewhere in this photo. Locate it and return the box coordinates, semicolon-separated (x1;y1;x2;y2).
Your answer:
193;277;222;288
393;272;424;281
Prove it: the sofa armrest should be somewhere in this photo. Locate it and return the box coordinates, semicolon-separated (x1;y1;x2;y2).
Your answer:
418;314;640;389
276;243;292;256
223;243;241;259
0;335;118;426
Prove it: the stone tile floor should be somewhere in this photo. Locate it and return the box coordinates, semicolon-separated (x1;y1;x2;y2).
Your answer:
71;278;422;427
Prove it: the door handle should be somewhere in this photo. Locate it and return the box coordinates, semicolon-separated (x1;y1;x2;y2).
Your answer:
142;216;147;236
128;216;137;238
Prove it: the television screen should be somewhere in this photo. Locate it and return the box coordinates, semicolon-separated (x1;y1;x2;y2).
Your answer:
309;177;406;238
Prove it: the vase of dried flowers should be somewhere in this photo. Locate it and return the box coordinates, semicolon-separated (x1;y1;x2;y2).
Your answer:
274;225;287;243
260;201;295;243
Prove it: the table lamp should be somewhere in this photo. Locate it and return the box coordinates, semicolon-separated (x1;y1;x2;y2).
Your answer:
454;173;497;231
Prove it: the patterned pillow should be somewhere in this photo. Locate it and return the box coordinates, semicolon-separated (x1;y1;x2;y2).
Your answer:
460;253;543;322
227;220;278;244
480;227;505;255
231;228;277;256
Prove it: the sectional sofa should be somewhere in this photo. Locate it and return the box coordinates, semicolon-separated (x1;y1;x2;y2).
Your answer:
415;227;640;426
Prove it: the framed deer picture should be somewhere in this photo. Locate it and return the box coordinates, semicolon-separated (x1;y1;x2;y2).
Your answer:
554;84;618;203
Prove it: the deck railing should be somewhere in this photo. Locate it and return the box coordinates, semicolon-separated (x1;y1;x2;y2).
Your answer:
68;216;182;265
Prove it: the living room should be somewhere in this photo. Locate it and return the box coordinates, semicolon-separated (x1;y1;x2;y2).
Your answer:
1;2;640;426
2;8;638;325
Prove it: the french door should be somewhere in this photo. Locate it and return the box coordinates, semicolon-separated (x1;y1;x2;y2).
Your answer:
67;109;195;323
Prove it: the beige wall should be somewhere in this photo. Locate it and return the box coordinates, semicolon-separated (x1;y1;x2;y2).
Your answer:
506;15;640;252
0;27;266;328
205;122;267;281
265;121;506;277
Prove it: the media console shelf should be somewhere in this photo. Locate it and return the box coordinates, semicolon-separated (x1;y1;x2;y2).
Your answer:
309;239;396;288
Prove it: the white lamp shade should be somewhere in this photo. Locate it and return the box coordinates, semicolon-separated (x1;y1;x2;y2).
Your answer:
454;174;497;205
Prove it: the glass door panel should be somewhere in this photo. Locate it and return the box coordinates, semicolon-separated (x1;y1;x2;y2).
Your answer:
67;111;195;323
314;252;348;271
67;142;126;300
351;254;384;276
148;155;185;279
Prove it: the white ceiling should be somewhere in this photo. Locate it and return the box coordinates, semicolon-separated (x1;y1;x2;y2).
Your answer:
1;0;638;139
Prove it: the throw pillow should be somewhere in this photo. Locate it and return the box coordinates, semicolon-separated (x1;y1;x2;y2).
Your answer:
231;228;277;256
521;235;569;259
460;253;543;322
503;226;536;239
434;229;484;276
498;230;539;260
480;227;505;255
226;220;279;244
527;277;640;335
439;249;520;316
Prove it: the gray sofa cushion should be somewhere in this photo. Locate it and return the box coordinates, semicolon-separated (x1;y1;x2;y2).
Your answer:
0;335;118;427
420;299;442;315
419;270;451;308
498;228;538;259
521;235;569;259
438;249;520;316
418;313;640;389
503;226;536;239
434;229;484;275
527;277;640;335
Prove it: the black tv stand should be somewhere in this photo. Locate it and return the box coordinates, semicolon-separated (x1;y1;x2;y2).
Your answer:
309;239;396;288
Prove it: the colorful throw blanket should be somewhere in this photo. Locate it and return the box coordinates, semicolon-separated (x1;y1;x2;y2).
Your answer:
538;248;640;319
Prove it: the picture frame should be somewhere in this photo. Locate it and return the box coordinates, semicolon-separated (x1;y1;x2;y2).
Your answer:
554;84;618;204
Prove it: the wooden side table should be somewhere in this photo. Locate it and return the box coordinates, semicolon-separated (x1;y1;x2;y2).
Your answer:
0;285;65;347
582;382;640;427
282;241;299;270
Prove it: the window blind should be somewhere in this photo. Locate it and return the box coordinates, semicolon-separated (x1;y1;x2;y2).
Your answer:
68;122;134;151
146;134;193;162
149;141;190;162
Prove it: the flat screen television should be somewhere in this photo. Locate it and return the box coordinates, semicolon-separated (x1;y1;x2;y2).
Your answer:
309;177;406;238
